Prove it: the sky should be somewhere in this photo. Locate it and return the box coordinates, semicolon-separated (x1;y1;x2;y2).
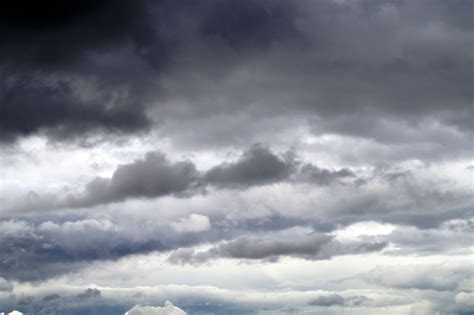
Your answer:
0;0;472;314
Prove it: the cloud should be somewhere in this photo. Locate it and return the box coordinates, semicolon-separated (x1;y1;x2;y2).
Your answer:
204;145;354;188
455;292;474;306
213;233;332;260
204;144;296;188
0;2;472;314
140;0;472;160
0;0;158;143
21;288;124;315
171;214;211;234
386;222;474;254
308;294;370;306
168;227;386;264
0;278;13;292
297;163;355;186
0;0;301;144
0;69;152;143
77;152;200;206
361;261;473;291
0;1;155;67
1;0;470;160
125;301;186;315
0;218;166;281
8;145;355;211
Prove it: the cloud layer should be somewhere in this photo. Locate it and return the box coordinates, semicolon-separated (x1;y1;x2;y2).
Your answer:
1;0;472;314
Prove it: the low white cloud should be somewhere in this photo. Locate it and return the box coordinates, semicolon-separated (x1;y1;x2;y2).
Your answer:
125;301;187;315
171;214;211;233
455;292;474;306
38;218;118;232
333;221;396;240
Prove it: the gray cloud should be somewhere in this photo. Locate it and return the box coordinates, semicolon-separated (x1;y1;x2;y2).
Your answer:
147;0;472;162
204;144;296;187
1;0;470;162
0;218;166;281
205;145;355;188
167;228;387;264
385;221;474;255
0;0;302;144
212;233;333;260
6;146;470;240
78;152;200;206
0;2;471;314
13;288;127;315
308;294;370;307
297;163;355;186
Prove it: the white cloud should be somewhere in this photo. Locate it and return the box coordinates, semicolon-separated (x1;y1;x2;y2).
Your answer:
333;221;396;241
125;301;187;315
455;292;474;306
171;214;211;233
0;220;33;237
38;218;118;232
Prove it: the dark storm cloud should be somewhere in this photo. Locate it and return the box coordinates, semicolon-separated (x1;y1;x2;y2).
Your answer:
0;0;158;142
0;70;151;142
197;0;299;48
0;0;471;152
0;0;302;143
0;1;155;67
0;0;470;165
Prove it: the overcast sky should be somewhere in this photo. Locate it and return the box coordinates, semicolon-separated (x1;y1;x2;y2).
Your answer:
0;0;473;314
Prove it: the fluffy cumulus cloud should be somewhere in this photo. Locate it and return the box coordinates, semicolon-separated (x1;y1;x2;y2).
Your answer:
125;301;186;315
0;0;472;314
